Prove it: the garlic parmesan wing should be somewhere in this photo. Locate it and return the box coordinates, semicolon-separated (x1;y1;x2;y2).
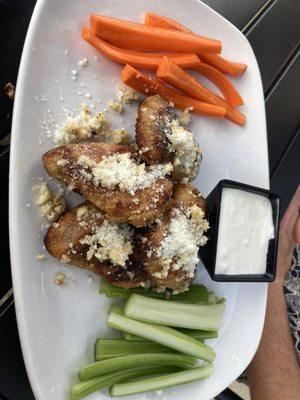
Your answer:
44;202;146;288
143;184;208;292
136;95;202;182
42;142;173;227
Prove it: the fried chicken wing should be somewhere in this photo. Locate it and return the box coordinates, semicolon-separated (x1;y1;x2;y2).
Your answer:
136;95;174;165
136;95;202;182
44;202;146;288
42;142;173;227
143;183;208;292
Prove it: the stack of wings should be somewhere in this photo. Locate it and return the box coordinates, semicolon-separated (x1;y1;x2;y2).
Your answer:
43;95;209;293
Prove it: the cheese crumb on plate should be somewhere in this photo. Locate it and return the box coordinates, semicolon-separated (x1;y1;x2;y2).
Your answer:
33;182;65;222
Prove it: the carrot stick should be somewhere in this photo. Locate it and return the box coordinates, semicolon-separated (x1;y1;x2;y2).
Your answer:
197;54;247;76
145;13;192;33
144;13;193;33
144;13;247;76
192;63;244;107
82;27;201;70
121;65;226;118
90;14;221;53
157;57;245;126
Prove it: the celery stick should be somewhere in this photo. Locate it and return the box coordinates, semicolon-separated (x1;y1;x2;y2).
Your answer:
100;280;209;303
125;294;224;331
70;365;178;400
123;330;216;341
79;353;197;380
95;339;178;360
110;364;214;397
208;292;216;304
177;329;218;339
122;332;144;341
216;296;226;304
107;307;215;362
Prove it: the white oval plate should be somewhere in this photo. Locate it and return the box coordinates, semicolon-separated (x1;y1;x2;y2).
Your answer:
10;0;268;399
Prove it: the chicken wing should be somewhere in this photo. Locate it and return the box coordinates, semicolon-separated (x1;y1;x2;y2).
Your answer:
142;183;208;292
42;142;173;227
44;202;146;288
136;95;174;165
136;95;202;182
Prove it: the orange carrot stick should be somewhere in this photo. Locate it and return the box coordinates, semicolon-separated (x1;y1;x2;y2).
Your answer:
192;63;244;107
82;27;201;70
90;14;221;53
121;65;226;118
144;13;247;76
145;13;193;33
145;13;192;33
198;54;247;76
157;57;245;125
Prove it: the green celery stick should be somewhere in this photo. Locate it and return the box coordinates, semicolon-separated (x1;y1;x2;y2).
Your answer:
177;328;218;339
110;364;214;397
94;338;178;360
70;365;179;400
123;330;216;341
125;294;224;331
107;307;215;362
100;280;209;303
79;352;197;380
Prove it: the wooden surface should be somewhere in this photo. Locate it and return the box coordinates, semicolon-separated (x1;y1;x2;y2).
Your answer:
0;0;299;399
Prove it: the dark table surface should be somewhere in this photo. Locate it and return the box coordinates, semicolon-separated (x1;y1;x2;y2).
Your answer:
0;0;299;399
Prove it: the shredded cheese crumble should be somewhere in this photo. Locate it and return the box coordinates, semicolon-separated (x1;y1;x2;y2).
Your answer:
178;108;192;127
107;85;140;114
166;120;201;180
53;105;131;145
107;100;123;114
155;206;209;279
54;272;68;286
54;105;109;145
33;182;65;222
77;153;173;194
80;220;133;267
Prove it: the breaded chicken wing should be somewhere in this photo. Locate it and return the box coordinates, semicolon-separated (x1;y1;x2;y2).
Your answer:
42;142;173;227
44;202;146;288
143;183;208;292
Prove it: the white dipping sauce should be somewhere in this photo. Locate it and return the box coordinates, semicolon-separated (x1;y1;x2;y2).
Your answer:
215;188;274;275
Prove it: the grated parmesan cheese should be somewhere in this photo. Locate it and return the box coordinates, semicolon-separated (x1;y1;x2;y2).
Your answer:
107;100;123;114
54;272;68;286
107;85;140;114
77;153;173;195
78;57;88;69
155;207;209;279
80;220;133;267
117;85;140;104
167;120;201;181
33;182;65;222
61;254;71;263
76;205;88;220
110;128;131;144
54;105;109;145
178;108;192;127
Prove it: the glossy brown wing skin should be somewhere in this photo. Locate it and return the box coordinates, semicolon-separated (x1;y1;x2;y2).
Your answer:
136;95;174;165
42;142;173;227
136;95;202;182
171;183;206;213
44;202;146;288
143;183;206;291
